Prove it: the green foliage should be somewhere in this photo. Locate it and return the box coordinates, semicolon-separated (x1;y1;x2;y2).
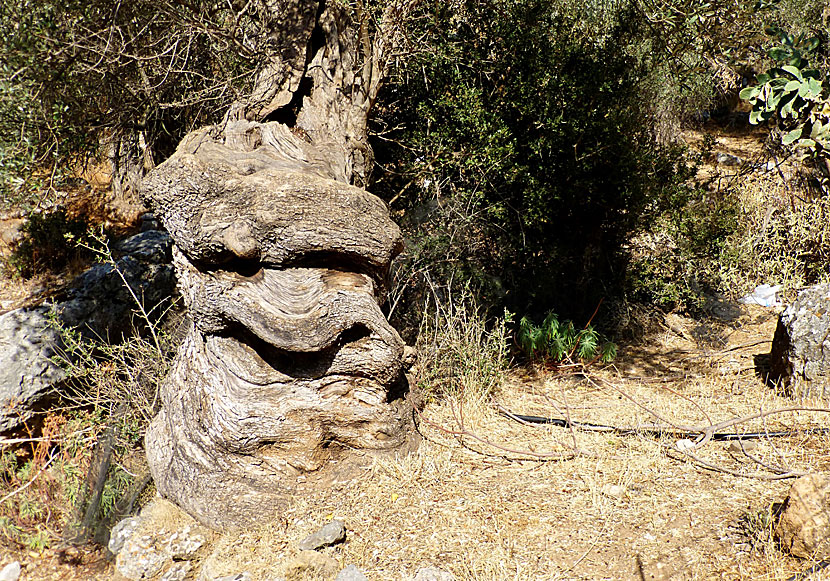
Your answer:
376;0;698;322
7;209;95;278
517;312;616;364
741;24;830;191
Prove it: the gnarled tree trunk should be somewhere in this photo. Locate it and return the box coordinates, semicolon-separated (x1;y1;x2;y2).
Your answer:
140;0;417;529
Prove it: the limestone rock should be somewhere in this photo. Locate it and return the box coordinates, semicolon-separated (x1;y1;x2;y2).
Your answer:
109;516;142;555
770;283;830;401
116;532;170;580
298;520;346;551
0;307;65;433
0;562;21;581
413;566;455;581
335;565;368;581
775;473;830;558
160;562;192;581
57;230;175;342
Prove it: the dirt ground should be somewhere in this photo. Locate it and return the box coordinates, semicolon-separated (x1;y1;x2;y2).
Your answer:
3;303;828;580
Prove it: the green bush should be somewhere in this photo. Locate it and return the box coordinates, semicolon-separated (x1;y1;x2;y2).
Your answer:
374;0;707;324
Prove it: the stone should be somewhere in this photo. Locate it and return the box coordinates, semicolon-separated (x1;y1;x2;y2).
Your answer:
57;230;175;342
109;516;142;555
164;525;207;559
727;440;759;454
116;533;170;580
213;574;251;581
284;551;340;581
770;283;830;402
775;473;830;558
0;307;66;433
298;520;346;551
161;562;193;581
0;562;20;581
335;565;368;581
413;566;455;581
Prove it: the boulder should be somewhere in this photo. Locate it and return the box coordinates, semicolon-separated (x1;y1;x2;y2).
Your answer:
0;229;176;434
775;473;830;558
0;307;66;433
770;283;830;401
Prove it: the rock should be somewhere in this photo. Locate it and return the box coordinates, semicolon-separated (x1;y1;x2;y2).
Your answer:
0;562;20;581
770;283;830;401
284;551;340;580
727;440;759;454
114;230;173;263
775;473;830;558
601;484;626;499
716;152;742;166
164;525;208;559
213;574;251;581
0;307;66;433
109;516;142;555
57;230;175;342
161;562;193;581
335;565;368;581
298;520;346;551
116;532;170;580
413;566;455;581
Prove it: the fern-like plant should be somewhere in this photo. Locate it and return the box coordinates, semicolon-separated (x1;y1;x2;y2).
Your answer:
517;312;616;364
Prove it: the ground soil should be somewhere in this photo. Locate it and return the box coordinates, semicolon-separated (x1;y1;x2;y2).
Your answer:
1;125;828;580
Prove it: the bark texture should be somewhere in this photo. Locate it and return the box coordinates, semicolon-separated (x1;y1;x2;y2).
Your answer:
141;1;416;529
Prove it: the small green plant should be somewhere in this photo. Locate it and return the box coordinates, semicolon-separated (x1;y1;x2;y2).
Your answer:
516;311;616;364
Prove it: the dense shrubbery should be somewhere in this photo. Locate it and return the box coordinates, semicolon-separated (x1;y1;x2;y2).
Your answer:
375;0;830;325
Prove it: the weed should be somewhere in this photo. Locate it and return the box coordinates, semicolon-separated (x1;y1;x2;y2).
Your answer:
414;282;512;408
516;311;616;364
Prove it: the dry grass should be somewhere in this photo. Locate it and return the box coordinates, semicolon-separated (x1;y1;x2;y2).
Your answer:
173;305;830;581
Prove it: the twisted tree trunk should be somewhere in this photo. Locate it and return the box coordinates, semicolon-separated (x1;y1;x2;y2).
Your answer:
140;0;417;529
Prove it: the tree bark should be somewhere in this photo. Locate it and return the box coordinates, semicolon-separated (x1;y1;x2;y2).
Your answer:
141;1;417;529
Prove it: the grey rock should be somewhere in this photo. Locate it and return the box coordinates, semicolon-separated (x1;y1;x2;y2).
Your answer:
770;283;830;401
0;307;65;433
413;567;455;581
213;574;251;581
114;230;172;263
335;565;369;581
716;152;742;166
298;519;347;551
116;533;170;580
58;235;175;342
109;516;142;555
164;525;207;559
775;473;830;558
161;562;193;581
284;551;339;579
0;561;20;581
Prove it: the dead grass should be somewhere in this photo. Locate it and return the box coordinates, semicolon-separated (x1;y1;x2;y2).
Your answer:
175;305;829;581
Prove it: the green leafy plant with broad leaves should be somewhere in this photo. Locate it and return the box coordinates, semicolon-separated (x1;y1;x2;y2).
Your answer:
517;312;616;364
740;26;830;187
